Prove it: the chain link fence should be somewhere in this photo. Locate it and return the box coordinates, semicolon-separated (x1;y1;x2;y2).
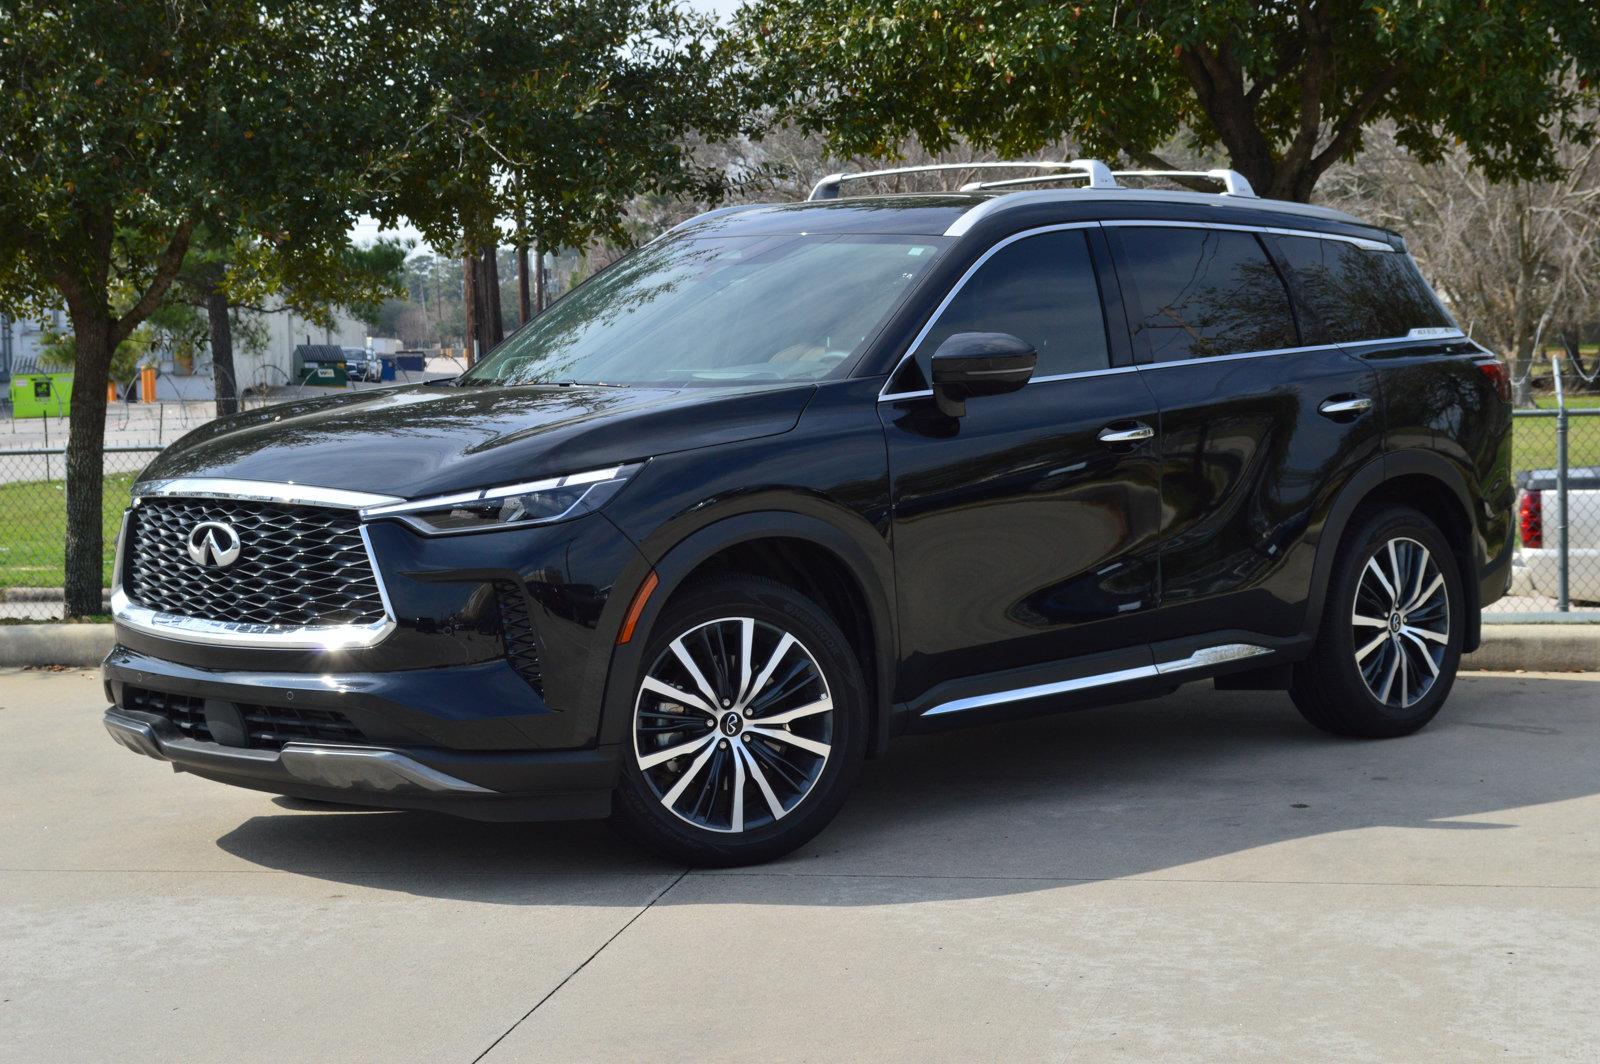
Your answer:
1488;401;1600;619
0;446;162;621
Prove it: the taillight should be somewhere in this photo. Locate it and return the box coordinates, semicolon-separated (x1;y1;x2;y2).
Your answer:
1519;490;1542;548
1475;358;1511;403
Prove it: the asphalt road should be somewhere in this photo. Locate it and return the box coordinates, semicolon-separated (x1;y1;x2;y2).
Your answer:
2;667;1596;1062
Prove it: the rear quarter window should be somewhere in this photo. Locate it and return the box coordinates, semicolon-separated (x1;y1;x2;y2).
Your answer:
1274;236;1456;344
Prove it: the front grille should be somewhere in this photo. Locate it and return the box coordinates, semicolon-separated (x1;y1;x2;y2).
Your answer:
238;703;367;747
123;686;367;750
126;497;385;628
495;579;544;694
124;686;211;741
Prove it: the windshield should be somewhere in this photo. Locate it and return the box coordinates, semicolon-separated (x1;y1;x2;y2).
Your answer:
462;232;947;388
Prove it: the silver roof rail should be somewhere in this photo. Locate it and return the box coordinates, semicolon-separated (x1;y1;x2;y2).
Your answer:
962;167;1257;198
807;159;1118;201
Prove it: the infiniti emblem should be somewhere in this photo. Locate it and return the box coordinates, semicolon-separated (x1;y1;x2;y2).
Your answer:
186;521;242;569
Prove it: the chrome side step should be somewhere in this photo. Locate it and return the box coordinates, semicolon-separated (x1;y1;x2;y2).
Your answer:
920;643;1272;718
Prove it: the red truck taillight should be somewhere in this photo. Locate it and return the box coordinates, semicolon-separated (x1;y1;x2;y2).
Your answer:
1518;490;1543;548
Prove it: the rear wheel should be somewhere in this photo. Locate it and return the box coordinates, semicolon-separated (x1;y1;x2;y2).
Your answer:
1291;507;1464;738
610;574;867;866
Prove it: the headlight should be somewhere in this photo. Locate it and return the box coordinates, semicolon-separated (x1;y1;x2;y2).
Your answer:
361;463;641;534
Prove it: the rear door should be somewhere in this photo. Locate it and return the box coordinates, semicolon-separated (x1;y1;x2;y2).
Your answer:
881;225;1163;700
1103;222;1385;643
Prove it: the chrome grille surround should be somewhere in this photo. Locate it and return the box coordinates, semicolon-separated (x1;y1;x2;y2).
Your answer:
112;479;402;650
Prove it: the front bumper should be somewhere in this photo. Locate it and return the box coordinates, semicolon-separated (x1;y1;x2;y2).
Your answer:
103;706;619;821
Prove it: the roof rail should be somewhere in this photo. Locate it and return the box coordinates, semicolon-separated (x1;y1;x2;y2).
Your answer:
961;167;1257;198
807;159;1117;201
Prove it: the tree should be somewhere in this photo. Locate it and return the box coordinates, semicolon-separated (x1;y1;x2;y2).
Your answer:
168;233;408;416
369;0;750;359
1322;122;1600;404
738;0;1600;202
0;0;384;615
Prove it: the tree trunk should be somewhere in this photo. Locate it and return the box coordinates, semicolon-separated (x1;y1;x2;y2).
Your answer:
207;287;238;417
461;252;477;366
481;248;504;349
533;243;546;314
63;312;115;618
516;243;531;325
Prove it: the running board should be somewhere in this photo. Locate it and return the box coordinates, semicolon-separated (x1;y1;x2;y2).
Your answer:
919;643;1272;718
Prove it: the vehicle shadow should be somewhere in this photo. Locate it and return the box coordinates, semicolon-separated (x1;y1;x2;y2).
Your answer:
212;672;1599;903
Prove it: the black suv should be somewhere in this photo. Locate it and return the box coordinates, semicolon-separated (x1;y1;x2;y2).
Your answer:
103;161;1513;865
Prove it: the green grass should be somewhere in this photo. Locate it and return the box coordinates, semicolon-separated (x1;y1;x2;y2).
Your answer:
0;472;135;590
1513;403;1600;472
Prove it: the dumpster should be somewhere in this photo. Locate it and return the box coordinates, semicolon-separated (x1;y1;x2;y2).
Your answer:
9;372;73;418
292;344;348;387
379;355;396;381
395;353;426;375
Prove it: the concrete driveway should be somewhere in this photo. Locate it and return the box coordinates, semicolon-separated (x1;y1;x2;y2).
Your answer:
2;667;1596;1063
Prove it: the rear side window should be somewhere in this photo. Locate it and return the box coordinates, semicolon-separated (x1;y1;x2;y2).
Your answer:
1113;227;1298;361
916;229;1110;379
1274;236;1456;344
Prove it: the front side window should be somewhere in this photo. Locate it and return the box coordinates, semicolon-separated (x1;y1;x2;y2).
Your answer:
912;229;1110;382
1114;227;1299;361
464;233;946;388
1275;236;1456;344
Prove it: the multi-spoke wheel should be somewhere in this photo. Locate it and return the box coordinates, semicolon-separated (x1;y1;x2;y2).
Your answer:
633;617;834;834
1351;537;1450;709
611;575;866;865
1292;507;1464;738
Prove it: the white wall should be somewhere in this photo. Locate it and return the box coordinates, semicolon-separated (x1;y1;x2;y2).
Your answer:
235;303;370;391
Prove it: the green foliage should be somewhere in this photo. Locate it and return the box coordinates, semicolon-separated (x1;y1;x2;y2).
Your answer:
369;0;751;253
36;326;150;383
737;0;1600;200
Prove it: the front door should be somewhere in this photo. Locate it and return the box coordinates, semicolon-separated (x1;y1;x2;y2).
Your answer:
881;226;1164;701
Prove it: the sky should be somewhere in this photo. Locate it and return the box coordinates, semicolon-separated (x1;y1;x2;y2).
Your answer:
349;0;744;256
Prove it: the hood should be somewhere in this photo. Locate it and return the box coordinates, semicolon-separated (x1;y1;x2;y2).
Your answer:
139;382;815;498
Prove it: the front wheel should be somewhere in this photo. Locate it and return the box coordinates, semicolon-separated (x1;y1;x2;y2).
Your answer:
610;574;867;866
1291;507;1465;738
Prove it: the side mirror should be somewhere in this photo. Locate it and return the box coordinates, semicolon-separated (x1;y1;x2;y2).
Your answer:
929;332;1037;417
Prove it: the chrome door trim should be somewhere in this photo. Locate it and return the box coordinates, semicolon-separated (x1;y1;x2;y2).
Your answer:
920;643;1272;717
879;336;1464;403
1097;218;1395;252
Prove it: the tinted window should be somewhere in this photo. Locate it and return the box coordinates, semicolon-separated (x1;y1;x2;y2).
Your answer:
1276;236;1455;344
916;230;1109;379
1115;227;1298;360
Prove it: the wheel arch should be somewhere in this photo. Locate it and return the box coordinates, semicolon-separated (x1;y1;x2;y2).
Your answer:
1308;449;1483;652
595;510;898;757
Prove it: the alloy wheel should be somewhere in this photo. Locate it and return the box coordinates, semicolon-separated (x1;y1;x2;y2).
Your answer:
1351;536;1450;709
633;617;834;834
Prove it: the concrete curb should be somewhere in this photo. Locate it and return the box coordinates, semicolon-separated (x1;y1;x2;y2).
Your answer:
1465;624;1600;672
0;621;1595;671
0;624;115;668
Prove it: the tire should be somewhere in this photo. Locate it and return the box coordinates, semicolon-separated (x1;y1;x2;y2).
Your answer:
610;574;868;866
1291;506;1465;738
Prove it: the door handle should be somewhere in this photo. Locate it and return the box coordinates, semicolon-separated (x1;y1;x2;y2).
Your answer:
1318;395;1373;417
1098;422;1155;445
